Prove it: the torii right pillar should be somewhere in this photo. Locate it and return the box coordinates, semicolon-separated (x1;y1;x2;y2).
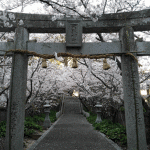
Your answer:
119;26;147;150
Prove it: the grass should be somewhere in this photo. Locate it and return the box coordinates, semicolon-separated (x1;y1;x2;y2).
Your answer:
0;109;127;146
0;110;57;138
0;121;6;137
87;111;127;146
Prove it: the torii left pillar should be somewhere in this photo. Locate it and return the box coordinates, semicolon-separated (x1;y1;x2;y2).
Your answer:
5;27;29;150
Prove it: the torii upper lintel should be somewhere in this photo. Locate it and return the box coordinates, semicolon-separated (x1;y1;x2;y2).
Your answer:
0;8;150;33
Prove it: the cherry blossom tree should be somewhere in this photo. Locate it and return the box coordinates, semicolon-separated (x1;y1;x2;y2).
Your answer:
0;0;150;111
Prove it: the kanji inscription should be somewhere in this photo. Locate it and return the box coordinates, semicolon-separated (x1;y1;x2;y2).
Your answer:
66;20;82;47
70;24;78;43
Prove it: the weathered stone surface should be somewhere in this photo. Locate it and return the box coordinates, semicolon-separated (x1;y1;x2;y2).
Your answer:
0;9;150;33
5;27;29;150
66;20;82;47
120;27;147;150
1;41;150;56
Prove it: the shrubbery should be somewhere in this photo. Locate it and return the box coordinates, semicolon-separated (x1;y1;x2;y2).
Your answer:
0;110;57;138
0;121;6;137
87;111;127;146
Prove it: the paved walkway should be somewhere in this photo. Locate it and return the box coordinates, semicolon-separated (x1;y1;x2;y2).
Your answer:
29;97;122;150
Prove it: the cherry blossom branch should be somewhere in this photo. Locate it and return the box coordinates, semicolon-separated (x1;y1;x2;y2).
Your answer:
26;58;41;103
39;0;87;18
103;0;108;14
0;85;10;95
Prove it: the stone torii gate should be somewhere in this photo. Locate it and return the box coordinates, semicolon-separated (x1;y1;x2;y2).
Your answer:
0;9;150;150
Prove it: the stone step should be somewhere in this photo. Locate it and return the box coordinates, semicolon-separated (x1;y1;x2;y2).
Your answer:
63;97;81;114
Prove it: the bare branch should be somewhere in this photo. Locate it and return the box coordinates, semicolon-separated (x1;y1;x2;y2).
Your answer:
103;0;108;14
39;0;87;18
0;33;6;40
96;33;105;42
80;0;87;9
0;85;10;96
26;58;41;103
140;74;150;83
78;58;112;89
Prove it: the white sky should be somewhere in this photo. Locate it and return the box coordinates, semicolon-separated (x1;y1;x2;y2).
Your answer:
14;0;150;13
0;0;150;11
145;0;150;6
0;0;150;12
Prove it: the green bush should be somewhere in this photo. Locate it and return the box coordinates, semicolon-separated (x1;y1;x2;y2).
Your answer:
119;106;125;112
24;128;35;137
143;108;146;113
33;115;45;123
24;117;43;137
24;110;57;137
25;114;45;124
87;113;127;146
49;110;57;123
0;121;6;137
0;110;57;138
24;120;43;131
86;111;97;125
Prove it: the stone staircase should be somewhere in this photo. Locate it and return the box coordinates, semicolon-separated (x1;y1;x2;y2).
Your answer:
63;96;81;114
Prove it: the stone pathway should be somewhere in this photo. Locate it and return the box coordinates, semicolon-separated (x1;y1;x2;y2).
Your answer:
28;97;122;150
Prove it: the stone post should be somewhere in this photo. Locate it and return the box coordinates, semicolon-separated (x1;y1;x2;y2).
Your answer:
95;102;102;123
43;101;51;129
5;27;29;150
119;27;147;150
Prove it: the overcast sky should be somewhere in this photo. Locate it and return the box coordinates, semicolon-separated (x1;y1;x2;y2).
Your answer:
145;0;150;6
0;0;150;13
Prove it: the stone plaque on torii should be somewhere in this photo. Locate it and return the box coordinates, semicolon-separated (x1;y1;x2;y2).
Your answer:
0;8;150;150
